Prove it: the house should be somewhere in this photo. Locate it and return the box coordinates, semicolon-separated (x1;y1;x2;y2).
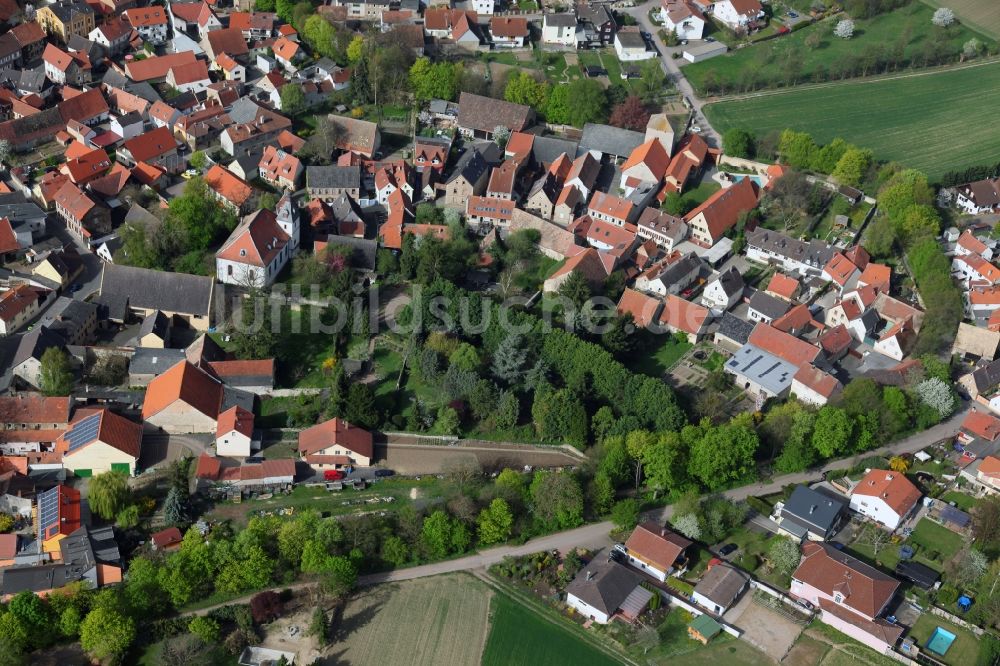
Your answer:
0;285;52;336
216;209;292;288
621;139;669;197
229;11;276;40
0;395;71;438
542;13;577;46
31;249;83;287
969;455;1000;494
955;178;1000;215
953;251;1000;286
576;4;617;48
108;112;144;141
42;43;89;86
142;360;223;433
124;51;199;82
150;527;184;552
216;405;255;457
98;264;215;330
122;6;169;44
849;469;921;530
657;294;711;343
273;36;302;71
542;248;610;293
60;146;112;186
685;178;758;247
823;252;862;290
490;17;528;47
298;418;374;470
745;228;836;277
714;312;755;351
414;135;451;173
617;287;662;329
53;181;110;240
614;28;653;61
201;27;249;60
326;115;381;158
661;0;705;40
622;522;691;581
725;343;796;400
35;1;96;44
766;273;800;302
748;291;790;324
701;267;743;311
35;484;82;555
206;359;275;395
165;60;212;95
634;252;701;297
306;165;361;202
579;123;645;163
36;296;97;346
136;310;170;348
331;0;392;20
258;146;303;190
959;410;1000;448
204;165;255;214
565;551;645;624
55;408;141;476
117;126;179;169
748;322;821;367
457;92;534;141
588;192;635;226
778;485;848;541
88;19;132;57
713;0;764;33
692;562;749;614
791;365;842;406
444;146;491;208
791;542;903;653
636;208;686;251
10;22;47;63
169;1;222;39
2;525;121;599
466;196;515;232
220;99;293;156
857;262;891;294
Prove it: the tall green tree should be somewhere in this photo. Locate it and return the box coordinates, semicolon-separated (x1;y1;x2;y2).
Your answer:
529;470;584;530
80;607;136;664
722;128;755;159
279;83;307;117
477;498;514;545
88;471;130;520
687;418;759;490
811;406;854;458
39;347;73;396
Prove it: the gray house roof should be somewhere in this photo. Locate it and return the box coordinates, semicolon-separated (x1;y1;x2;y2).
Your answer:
781;485;847;539
0;193;46;224
446;147;489;185
545;12;577;27
746;228;835;271
99;264;214;319
0;526;119;596
565;551;641;616
12;326;65;368
307;165;361;190
693;563;748;610
748;291;790;321
726;343;796;396
578;123;645;160
138;310;170;340
717;312;754;345
37;297;97;341
321;235;377;271
532;135;579;167
128;347;186;378
712;267;744;299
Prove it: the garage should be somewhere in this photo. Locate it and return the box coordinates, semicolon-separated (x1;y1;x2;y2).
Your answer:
111;463;131;475
75;469;92;478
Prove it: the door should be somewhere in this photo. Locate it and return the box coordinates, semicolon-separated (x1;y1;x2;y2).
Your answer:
111;463;131;475
75;469;92;478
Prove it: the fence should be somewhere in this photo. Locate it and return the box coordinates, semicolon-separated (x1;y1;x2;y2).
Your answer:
656;588;742;638
928;605;985;636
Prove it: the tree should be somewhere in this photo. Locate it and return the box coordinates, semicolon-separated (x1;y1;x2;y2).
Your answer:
687;419;759;490
767;536;801;576
672;513;701;540
973;496;1000;550
320;556;357;599
39;347;73;396
546;79;606;127
611;499;641;531
889;456;910;473
163;486;187;525
723;128;755;159
931;7;955;27
533;388;588;448
432;405;460;435
811;406;853;458
302;15;343;62
80;607;136;663
477;498;514;545
949;548;988;588
915;378;955;418
558;270;591;309
504;71;549;110
0;139;10;166
834;19;855;39
279;83;307;117
159;634;215;666
641;432;687;498
188;150;206;171
188;617;219;644
88;471;129;520
491;333;528;386
778;129;816;169
494;390;519;430
529;470;584;530
422;510;461;559
409;58;461;102
608;96;650;132
381;535;409;567
832;147;873;187
116;504;139;529
344;383;379;429
963;38;983;60
347;35;364;63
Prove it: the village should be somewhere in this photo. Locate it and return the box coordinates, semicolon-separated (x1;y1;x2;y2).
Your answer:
0;0;999;664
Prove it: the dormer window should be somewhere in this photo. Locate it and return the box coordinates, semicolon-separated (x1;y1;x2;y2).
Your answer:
240;249;247;257
834;592;843;604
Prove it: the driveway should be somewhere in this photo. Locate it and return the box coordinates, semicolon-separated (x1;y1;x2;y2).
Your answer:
138;432;212;471
725;594;806;662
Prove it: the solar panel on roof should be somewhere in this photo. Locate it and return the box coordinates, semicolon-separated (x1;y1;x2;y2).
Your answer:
37;486;60;541
65;412;101;453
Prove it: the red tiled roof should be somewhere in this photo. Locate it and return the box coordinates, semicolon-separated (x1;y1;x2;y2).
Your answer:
206;358;275;380
490;16;529;37
851;469;921;517
979;455;1000;479
205;164;254;208
215;209;289;266
962;411;1000;442
0;285;48;324
216;405;254;440
195;452;222;479
958;229;989;256
57;408;141;459
121;125;176;163
622;139;670;181
818;324;852;355
53;181;97;221
625;522;692;571
151;526;183;549
62;146;112;184
792;364;841;398
684;178;758;242
298;417;373;459
467;195;515;221
0;395;71;425
168;60;210;85
748;322;820;367
123;6;168;25
794;542;899;620
823;252;859;287
142;360;223;421
206;28;249;57
588;191;634;222
658;294;709;335
766;273;799;300
0;218;19;255
126;51;199;81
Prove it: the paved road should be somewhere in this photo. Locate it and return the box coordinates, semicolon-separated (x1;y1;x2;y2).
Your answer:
624;5;721;148
178;406;968;615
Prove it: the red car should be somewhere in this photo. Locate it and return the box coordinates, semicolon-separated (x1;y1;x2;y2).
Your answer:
324;470;345;481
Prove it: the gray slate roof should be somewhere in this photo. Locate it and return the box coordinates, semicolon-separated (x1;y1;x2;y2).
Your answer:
128;347;186;377
693;563;748;609
545;12;577;27
138;310;170;340
725;343;796;396
531;135;579;167
746;228;835;271
99;264;214;318
578;123;645;159
307;165;361;190
748;291;791;321
12;326;65;367
565;550;641;616
37;297;97;341
781;485;847;538
717;312;754;345
446;147;489;185
712;267;744;299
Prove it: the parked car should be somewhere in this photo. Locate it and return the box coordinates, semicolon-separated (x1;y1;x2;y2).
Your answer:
719;543;738;556
324;470;345;481
373;469;395;477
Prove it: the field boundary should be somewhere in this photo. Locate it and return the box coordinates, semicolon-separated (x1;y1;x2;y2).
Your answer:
920;0;1000;40
475;571;636;666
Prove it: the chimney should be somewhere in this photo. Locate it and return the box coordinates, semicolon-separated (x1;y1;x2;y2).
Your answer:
586;570;594;581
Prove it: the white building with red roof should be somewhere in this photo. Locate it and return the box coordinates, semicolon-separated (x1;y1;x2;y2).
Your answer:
298;417;373;470
258;145;303;190
55;408;142;476
849;469;921;530
123;6;169;44
216;405;255;457
713;0;765;32
660;0;705;40
215;209;291;288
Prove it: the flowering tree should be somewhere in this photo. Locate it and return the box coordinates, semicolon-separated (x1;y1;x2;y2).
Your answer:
932;7;955;27
915;378;955;417
492;126;511;149
834;19;855;39
672;513;701;540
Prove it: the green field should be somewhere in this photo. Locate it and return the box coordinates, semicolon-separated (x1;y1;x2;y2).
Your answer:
909;517;962;561
704;61;1000;180
684;3;992;94
909;614;980;666
482;593;621;666
922;0;1000;40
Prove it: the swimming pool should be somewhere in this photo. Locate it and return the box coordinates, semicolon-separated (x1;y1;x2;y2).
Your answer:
926;627;957;656
729;174;766;187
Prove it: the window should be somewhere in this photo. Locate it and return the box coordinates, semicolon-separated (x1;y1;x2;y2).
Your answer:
834;592;843;604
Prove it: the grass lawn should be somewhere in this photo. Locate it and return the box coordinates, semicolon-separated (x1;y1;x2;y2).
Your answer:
685;3;992;94
372;344;438;424
806;623;904;666
922;0;1000;40
338;574;492;666
624;333;693;377
482;592;621;666
910;518;962;563
704;60;1000;181
680;180;721;210
941;490;977;511
909;614;980;666
258;396;296;429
